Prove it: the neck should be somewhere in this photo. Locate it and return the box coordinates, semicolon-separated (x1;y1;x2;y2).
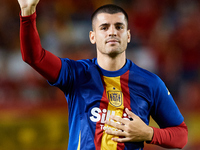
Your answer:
97;52;126;71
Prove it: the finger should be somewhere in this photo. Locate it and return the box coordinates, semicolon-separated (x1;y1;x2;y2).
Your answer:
105;120;126;131
105;129;126;137
125;108;138;119
112;137;132;143
109;115;128;125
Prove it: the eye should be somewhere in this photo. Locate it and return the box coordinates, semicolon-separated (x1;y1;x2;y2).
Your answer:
116;25;124;30
100;26;108;30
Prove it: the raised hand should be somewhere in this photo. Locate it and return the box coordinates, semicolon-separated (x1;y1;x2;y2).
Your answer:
105;108;153;142
17;0;40;16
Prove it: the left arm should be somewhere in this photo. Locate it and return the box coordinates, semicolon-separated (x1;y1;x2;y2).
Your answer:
105;108;188;149
150;121;188;149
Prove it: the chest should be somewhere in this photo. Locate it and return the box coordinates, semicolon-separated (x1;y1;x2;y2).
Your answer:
77;72;152;124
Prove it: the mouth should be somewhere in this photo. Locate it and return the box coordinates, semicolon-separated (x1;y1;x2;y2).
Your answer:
106;39;120;44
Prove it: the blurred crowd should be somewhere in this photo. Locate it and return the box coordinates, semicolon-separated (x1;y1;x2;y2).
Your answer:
0;0;200;149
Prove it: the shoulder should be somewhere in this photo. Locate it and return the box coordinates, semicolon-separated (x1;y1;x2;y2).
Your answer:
59;58;100;83
128;60;162;86
128;60;168;102
53;58;98;91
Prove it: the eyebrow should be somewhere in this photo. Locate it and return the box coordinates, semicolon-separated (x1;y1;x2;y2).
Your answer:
99;23;109;28
98;22;125;28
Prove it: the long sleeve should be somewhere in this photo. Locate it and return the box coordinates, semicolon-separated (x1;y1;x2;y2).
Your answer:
20;12;61;83
149;121;188;149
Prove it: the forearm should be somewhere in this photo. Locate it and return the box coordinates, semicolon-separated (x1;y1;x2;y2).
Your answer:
20;12;42;64
20;12;61;82
149;121;188;149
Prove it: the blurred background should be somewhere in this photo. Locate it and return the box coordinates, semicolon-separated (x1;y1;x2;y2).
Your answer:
0;0;200;149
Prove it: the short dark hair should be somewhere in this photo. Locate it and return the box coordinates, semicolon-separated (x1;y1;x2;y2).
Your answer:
91;4;128;28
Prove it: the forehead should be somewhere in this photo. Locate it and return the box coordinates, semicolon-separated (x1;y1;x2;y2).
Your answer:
93;12;127;27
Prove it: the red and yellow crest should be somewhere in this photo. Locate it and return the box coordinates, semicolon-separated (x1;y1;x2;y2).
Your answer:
107;91;122;107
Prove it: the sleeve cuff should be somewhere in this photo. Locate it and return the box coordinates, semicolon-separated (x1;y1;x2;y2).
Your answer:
19;11;36;20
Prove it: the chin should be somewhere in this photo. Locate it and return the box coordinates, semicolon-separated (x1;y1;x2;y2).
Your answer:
108;49;124;58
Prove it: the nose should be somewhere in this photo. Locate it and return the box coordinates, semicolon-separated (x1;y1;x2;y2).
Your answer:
108;25;117;37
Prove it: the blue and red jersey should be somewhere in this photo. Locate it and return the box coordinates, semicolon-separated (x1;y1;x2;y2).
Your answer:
50;58;184;150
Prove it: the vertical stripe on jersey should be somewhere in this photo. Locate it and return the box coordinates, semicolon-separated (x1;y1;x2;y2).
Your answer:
101;76;125;150
118;71;131;149
94;88;108;150
77;131;81;150
121;71;131;110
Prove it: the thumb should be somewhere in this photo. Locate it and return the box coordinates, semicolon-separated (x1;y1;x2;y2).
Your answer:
125;108;138;120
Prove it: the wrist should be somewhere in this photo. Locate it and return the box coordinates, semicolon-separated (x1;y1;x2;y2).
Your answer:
21;6;36;16
146;126;154;142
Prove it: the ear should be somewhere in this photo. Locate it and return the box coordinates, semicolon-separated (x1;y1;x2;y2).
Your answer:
89;31;96;44
127;29;131;43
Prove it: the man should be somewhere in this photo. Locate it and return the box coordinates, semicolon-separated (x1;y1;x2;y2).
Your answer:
18;0;188;149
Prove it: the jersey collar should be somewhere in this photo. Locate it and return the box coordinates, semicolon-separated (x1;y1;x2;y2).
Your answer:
93;58;131;77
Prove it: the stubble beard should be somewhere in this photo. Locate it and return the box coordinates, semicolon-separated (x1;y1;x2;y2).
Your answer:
97;40;126;58
108;48;123;58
